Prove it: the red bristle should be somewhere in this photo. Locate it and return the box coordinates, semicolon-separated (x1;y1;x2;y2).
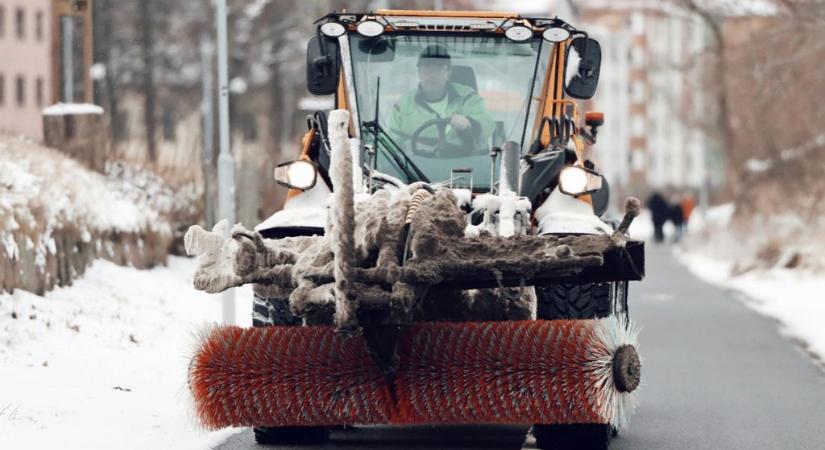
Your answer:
189;325;394;429
189;320;622;429
393;321;607;425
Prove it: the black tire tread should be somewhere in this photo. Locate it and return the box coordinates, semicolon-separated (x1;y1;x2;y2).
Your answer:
252;294;300;327
536;283;612;320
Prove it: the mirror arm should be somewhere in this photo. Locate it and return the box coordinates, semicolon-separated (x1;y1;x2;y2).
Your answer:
316;27;327;57
313;55;331;77
582;127;598;145
313;27;337;79
582;120;601;145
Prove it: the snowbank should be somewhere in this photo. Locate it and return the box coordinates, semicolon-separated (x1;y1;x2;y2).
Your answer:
0;257;252;450
683;202;824;274
0;134;202;294
677;203;825;365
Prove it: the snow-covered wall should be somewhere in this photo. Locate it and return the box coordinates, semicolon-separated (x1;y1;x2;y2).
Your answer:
0;134;201;294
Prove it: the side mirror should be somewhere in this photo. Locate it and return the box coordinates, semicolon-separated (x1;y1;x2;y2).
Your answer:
306;36;340;95
274;160;318;191
565;37;601;100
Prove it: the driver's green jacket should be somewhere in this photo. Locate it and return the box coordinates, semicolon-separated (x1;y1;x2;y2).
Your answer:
387;82;494;154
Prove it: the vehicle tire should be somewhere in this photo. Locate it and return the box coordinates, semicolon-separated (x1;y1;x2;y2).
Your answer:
252;293;301;327
533;284;616;448
252;292;328;444
533;424;611;450
253;426;330;446
535;282;612;320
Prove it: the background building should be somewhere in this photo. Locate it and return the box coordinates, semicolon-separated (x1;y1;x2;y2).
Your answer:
497;0;714;204
0;0;93;141
578;0;713;198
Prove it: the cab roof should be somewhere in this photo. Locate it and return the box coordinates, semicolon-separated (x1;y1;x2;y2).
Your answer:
318;10;577;35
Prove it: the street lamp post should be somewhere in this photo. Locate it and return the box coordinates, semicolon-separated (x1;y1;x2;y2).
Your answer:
216;0;236;325
200;33;215;230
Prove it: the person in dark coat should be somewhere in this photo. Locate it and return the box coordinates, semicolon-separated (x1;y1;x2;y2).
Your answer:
646;191;669;243
670;202;685;243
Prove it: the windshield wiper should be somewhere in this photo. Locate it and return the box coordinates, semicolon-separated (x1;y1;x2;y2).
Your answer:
362;120;430;184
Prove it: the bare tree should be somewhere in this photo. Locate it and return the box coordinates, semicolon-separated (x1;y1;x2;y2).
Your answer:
139;0;157;162
673;0;736;187
672;0;825;224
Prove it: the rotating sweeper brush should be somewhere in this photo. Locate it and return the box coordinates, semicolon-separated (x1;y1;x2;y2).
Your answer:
185;83;644;449
189;319;641;429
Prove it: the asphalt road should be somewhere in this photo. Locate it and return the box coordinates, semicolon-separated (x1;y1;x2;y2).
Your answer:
215;244;825;449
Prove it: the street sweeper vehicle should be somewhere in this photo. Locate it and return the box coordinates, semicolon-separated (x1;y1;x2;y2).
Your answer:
184;9;645;450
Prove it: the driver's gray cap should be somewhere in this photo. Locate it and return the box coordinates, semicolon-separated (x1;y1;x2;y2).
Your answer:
418;44;451;66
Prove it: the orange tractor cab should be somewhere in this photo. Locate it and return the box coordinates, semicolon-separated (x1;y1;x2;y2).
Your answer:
185;10;644;450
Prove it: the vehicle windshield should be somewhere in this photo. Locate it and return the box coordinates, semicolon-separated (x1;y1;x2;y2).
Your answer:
350;33;551;191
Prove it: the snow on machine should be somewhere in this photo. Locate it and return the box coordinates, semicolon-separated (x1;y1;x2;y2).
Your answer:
185;9;644;450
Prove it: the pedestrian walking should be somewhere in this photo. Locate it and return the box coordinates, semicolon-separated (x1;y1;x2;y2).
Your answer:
680;194;695;230
670;202;685;243
646;191;669;243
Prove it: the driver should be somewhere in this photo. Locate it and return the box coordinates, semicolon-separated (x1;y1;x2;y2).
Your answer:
387;44;493;156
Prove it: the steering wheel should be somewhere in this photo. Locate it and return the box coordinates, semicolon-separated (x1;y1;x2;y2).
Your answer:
410;118;473;158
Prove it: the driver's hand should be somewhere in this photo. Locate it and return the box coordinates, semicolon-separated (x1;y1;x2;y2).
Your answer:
450;115;471;131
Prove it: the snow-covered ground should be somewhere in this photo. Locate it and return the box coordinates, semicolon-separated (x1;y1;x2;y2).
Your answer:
0;257;252;450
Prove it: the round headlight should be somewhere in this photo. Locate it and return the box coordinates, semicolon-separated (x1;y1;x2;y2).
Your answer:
559;166;589;195
274;160;317;190
542;27;570;43
287;161;317;189
320;21;346;38
505;25;533;42
356;20;385;37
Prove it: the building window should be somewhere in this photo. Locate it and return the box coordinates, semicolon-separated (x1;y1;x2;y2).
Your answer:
631;81;646;103
631;149;646;172
59;16;85;102
0;6;6;38
631;47;645;66
16;76;25;106
0;74;5;105
631;12;645;35
631;115;645;137
35;10;43;41
36;77;44;106
15;7;24;39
